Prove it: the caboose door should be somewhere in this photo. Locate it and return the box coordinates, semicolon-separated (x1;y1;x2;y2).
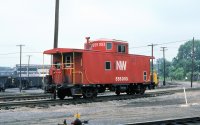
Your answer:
63;54;73;84
63;52;83;84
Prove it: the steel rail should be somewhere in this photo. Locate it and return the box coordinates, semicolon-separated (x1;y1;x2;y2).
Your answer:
125;117;200;125
0;93;52;102
0;91;174;109
0;87;200;109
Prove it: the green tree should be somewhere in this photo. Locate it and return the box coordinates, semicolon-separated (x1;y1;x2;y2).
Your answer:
169;66;176;80
171;39;200;80
174;67;185;80
156;58;171;78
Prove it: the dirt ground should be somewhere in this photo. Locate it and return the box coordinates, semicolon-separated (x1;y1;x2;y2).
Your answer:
1;82;200;125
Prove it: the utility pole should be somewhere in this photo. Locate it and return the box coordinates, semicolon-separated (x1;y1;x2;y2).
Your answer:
191;37;194;88
161;47;167;86
54;0;59;48
148;44;157;85
27;55;32;85
157;60;160;75
16;44;25;92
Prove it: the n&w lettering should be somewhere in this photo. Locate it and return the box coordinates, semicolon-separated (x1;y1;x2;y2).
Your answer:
116;61;127;70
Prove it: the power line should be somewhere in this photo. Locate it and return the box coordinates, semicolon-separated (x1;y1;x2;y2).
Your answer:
0;52;19;55
157;39;189;46
0;51;43;55
130;50;151;54
129;39;189;49
23;51;43;53
129;45;148;49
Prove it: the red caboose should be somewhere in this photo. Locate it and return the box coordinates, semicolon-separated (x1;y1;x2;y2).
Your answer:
44;37;154;99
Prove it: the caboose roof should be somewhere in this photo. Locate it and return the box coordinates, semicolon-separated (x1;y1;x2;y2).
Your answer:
92;38;127;43
43;48;154;59
44;48;104;54
43;48;85;54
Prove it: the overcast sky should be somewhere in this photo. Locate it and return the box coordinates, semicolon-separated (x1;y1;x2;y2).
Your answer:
0;0;200;67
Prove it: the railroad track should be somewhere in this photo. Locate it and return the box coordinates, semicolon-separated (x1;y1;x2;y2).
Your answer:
0;90;175;109
0;86;195;102
0;93;52;102
0;87;199;110
125;117;200;125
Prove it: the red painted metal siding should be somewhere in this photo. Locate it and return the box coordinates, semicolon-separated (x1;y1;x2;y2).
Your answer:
81;52;150;85
45;40;151;85
74;53;83;84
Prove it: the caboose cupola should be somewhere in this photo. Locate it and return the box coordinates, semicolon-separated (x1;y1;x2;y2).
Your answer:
84;37;129;54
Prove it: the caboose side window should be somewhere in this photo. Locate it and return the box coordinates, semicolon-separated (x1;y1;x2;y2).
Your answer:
106;42;112;50
117;45;126;53
105;61;111;70
65;56;71;67
143;71;147;81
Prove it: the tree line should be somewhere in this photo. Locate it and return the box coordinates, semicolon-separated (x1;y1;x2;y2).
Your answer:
156;40;200;81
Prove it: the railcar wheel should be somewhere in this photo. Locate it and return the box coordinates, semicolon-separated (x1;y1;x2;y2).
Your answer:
93;91;98;98
126;87;135;95
98;86;106;93
132;91;136;95
57;89;66;100
73;95;82;99
53;90;56;99
83;89;94;98
115;90;120;96
140;88;145;95
135;90;140;94
139;85;146;95
126;90;131;95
